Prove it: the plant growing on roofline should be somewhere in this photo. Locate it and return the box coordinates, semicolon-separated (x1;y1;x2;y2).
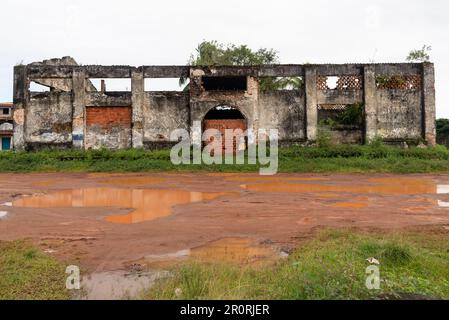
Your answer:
406;45;432;62
180;40;303;91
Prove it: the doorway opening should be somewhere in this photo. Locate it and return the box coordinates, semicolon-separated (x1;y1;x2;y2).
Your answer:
202;105;247;154
1;137;11;150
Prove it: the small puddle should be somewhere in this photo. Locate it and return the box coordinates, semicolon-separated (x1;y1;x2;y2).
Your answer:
139;237;282;269
79;270;168;300
191;237;280;264
0;211;8;219
12;188;235;224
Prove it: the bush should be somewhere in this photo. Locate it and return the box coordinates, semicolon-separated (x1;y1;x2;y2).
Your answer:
367;136;384;148
316;127;332;148
335;103;364;126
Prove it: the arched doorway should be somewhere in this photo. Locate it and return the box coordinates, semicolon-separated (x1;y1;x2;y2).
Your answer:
202;105;247;154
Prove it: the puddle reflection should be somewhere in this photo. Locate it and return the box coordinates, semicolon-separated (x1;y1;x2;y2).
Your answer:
190;237;279;264
13;188;234;224
241;178;442;195
240;177;449;210
141;238;280;268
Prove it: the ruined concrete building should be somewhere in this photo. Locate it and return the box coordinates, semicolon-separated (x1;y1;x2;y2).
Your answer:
0;102;13;150
12;57;436;150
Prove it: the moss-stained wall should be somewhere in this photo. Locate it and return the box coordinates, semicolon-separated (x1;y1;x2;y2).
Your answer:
143;92;190;143
25;92;72;147
258;90;305;140
376;89;422;140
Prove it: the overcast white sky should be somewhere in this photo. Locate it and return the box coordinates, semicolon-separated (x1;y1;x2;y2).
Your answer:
1;0;448;117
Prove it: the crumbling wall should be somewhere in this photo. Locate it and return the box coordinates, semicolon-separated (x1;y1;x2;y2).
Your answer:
29;57;96;92
143;92;189;145
329;129;363;144
85;106;132;149
189;69;258;147
190;96;255;126
314;73;364;144
25;92;72;148
376;89;422;141
258;90;305;140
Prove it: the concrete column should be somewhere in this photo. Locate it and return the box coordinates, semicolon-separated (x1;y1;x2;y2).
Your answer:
248;76;259;146
12;65;28;150
422;63;436;146
305;67;317;141
364;65;378;142
72;70;86;149
131;69;145;148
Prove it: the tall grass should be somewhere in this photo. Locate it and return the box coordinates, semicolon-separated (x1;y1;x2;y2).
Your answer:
1;144;449;173
144;229;449;300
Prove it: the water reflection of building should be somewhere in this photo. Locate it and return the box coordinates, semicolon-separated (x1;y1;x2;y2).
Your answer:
0;103;13;150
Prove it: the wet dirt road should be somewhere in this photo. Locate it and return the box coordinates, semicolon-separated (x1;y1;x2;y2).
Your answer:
1;172;449;273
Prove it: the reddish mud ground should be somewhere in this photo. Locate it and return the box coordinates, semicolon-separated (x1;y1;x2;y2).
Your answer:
1;172;449;272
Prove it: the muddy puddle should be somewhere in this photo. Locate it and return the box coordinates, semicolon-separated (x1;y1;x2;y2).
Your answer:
135;237;283;269
190;237;282;264
82;238;281;299
9;176;449;226
240;177;444;194
240;177;449;210
79;270;168;300
12;188;235;224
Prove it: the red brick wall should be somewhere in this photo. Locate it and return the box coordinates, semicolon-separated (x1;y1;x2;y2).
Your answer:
203;119;247;153
86;106;132;128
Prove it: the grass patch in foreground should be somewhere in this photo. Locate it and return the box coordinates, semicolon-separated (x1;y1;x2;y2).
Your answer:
0;241;70;300
2;144;449;173
144;228;449;300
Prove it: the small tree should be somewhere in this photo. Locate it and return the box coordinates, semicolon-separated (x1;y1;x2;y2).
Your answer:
187;40;278;66
182;40;303;91
406;45;432;62
436;119;449;146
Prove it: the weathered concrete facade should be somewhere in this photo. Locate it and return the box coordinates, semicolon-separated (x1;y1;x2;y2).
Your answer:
12;57;436;150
